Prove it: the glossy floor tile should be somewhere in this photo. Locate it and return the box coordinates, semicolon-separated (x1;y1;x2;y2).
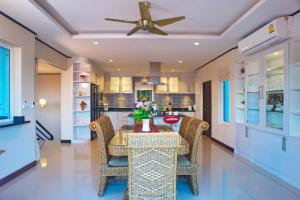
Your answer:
0;137;300;200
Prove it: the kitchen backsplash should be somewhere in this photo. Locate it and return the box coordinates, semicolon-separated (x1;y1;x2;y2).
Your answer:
103;93;195;108
103;93;135;108
154;94;195;108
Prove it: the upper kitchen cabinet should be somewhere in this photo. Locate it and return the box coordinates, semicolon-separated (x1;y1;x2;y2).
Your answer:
168;77;179;93
106;75;133;93
178;73;195;93
155;77;168;93
155;73;195;94
121;77;133;93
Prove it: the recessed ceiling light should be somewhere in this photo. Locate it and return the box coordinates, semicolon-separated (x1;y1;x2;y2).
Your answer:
93;41;99;45
178;60;183;64
274;52;279;56
171;69;175;72
194;42;200;46
117;68;121;71
109;59;114;63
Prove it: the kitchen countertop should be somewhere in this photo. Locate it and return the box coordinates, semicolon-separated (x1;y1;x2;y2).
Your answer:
104;108;195;112
128;113;186;117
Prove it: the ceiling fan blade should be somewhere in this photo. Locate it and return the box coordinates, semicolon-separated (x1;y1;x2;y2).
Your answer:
127;26;140;36
105;18;137;24
148;26;168;36
139;1;152;20
153;16;186;27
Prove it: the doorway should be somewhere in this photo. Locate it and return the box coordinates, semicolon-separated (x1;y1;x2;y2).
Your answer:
36;60;63;141
203;81;212;137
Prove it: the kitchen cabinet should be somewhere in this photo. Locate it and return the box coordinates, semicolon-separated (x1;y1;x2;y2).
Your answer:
155;74;195;94
169;77;179;93
181;112;196;118
108;76;133;93
104;111;131;130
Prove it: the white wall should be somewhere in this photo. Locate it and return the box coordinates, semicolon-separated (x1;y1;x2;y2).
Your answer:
195;49;237;148
36;74;61;140
235;13;300;190
0;15;37;179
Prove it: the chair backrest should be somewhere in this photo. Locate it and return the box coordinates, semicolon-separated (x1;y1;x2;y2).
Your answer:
127;133;179;200
185;119;209;163
89;116;115;165
178;116;192;138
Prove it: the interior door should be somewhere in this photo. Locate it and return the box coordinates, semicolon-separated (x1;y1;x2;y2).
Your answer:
203;81;212;137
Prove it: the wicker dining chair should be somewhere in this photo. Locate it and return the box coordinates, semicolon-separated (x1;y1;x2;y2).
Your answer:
90;116;128;197
124;133;180;200
178;116;192;138
176;118;209;195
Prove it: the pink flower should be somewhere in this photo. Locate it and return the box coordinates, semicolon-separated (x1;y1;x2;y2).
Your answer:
144;101;151;106
136;102;144;108
153;104;158;110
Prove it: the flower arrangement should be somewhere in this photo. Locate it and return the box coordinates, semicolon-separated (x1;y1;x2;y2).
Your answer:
133;101;163;122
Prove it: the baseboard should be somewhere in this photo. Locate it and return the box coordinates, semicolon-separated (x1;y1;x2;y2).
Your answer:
209;136;234;153
236;153;300;196
60;140;71;144
0;160;37;187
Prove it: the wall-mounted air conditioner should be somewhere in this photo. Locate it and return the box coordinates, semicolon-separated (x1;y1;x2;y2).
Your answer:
238;17;292;55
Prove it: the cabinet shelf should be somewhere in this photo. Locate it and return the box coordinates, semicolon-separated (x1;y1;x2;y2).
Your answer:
291;88;300;91
291;111;300;115
291;62;300;67
73;110;91;112
73;96;90;98
267;110;283;113
73;124;89;127
247;72;260;77
248;108;259;111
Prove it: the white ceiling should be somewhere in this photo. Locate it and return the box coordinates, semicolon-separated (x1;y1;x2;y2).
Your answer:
0;0;299;72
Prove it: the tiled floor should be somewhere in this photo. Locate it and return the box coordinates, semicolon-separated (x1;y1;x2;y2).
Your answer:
1;137;300;200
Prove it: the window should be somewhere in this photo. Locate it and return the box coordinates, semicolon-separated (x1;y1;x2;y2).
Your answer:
223;80;230;122
0;45;11;122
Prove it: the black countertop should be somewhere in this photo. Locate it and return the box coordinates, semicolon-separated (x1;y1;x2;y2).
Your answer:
105;108;195;112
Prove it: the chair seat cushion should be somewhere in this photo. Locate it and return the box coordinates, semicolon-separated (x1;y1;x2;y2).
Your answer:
108;156;128;167
177;155;191;166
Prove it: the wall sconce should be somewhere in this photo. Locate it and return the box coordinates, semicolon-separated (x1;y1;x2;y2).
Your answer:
39;98;47;109
40;158;47;168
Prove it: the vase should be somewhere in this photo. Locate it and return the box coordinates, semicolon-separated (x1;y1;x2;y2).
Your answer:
142;119;150;132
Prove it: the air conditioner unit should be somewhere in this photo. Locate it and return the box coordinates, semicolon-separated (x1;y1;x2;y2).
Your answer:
238;17;291;55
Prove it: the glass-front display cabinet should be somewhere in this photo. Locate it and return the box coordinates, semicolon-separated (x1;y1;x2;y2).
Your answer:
289;39;300;137
246;59;261;125
265;50;284;130
238;46;288;134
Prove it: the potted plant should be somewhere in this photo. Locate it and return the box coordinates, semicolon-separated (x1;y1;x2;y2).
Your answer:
133;101;163;132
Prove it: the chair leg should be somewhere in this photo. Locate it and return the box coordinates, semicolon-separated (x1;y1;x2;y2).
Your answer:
189;175;199;195
98;176;108;197
123;188;129;200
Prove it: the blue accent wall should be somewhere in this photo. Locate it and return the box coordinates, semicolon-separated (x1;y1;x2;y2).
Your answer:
223;80;230;122
0;46;10;120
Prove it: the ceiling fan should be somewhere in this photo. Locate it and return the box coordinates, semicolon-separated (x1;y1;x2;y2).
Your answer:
105;1;185;36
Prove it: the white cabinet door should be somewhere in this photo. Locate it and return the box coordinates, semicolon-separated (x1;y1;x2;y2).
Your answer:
169;77;179;93
105;112;119;130
121;77;133;93
110;77;120;93
118;112;131;127
182;112;195;118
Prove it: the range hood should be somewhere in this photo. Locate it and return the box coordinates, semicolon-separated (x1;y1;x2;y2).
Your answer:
143;62;164;85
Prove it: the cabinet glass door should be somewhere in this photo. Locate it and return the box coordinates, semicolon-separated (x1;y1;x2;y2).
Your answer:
265;50;284;129
246;60;260;125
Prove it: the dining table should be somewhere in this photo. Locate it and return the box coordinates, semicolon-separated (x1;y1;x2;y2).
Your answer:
108;125;189;156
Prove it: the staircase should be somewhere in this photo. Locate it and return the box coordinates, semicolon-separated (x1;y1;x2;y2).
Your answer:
36;120;54;148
